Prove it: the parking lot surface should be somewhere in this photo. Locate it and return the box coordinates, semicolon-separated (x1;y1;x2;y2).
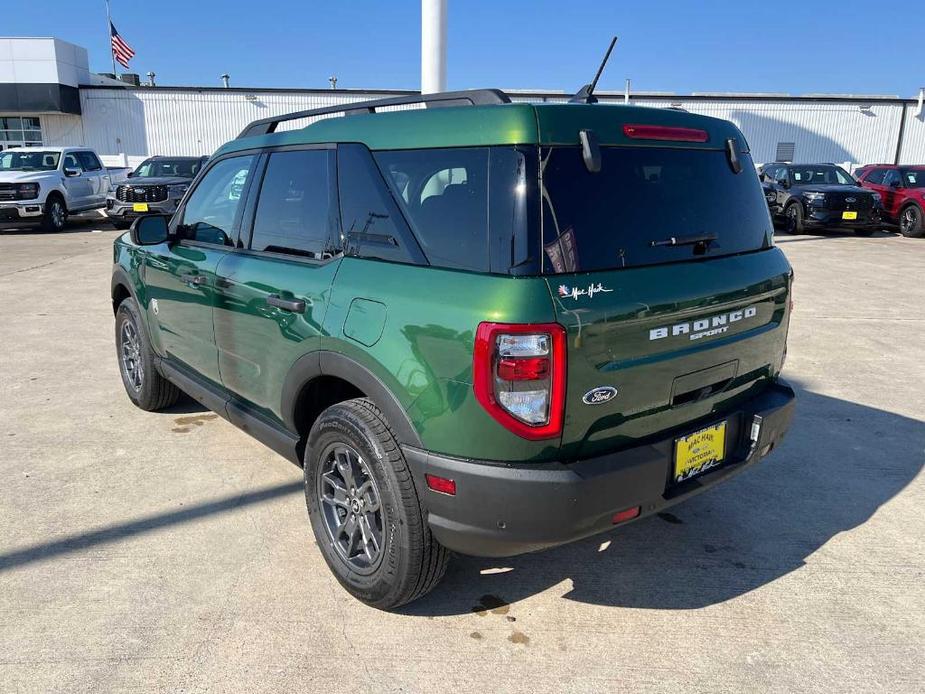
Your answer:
1;223;923;693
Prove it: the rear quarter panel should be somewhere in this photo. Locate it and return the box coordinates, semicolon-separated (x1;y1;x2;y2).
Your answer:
324;257;559;462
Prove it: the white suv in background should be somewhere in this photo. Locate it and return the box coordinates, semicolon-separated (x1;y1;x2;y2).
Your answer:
0;147;119;231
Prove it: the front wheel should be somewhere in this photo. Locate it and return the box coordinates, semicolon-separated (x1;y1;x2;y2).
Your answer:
40;196;67;232
304;398;449;610
899;205;924;238
783;202;804;234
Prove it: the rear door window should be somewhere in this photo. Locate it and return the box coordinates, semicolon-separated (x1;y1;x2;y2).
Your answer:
76;151;102;171
336;144;425;266
864;168;886;185
539;146;771;273
250;149;336;258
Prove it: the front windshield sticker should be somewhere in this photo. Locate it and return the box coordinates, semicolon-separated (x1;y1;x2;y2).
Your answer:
557;282;614;301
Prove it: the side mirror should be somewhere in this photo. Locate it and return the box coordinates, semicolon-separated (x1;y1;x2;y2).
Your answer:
780;179;791;189
889;179;901;189
126;171;135;178
63;167;81;177
130;214;170;245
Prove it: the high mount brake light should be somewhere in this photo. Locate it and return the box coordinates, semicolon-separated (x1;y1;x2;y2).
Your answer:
623;124;709;143
473;322;566;440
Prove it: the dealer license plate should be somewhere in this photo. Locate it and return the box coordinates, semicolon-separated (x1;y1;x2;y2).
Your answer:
673;421;727;484
842;211;858;220
133;203;149;212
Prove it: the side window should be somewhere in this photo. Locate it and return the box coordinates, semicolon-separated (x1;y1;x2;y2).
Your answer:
63;153;81;171
76;151;102;171
865;168;885;185
774;167;789;185
882;170;901;187
180;155;255;246
373;147;490;272
250;149;335;258
336;144;424;265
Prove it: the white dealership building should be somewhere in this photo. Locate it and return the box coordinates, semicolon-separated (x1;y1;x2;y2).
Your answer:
2;37;924;170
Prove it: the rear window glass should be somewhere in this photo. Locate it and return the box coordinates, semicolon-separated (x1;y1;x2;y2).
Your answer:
540;146;771;273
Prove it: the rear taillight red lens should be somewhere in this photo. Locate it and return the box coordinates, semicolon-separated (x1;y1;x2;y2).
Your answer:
623;124;709;143
473;322;566;440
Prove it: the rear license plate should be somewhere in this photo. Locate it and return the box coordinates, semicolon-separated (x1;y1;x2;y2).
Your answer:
132;203;149;212
673;421;727;484
842;211;858;220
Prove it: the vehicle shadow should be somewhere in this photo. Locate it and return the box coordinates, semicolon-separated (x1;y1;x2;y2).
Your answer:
0;214;114;235
402;381;923;616
773;227;900;242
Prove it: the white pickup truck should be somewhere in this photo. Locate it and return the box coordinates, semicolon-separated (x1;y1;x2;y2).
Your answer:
0;147;129;231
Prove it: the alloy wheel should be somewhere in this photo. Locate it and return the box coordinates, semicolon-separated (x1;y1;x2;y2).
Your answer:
316;443;384;574
120;319;144;392
50;201;65;229
901;207;919;234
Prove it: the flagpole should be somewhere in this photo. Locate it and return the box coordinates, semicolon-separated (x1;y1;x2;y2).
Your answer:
105;0;117;75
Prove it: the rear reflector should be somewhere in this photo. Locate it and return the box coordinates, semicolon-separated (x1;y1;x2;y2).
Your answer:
612;506;641;524
623;124;709;143
425;474;456;496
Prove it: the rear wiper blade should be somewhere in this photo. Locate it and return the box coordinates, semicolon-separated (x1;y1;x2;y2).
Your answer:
650;233;717;248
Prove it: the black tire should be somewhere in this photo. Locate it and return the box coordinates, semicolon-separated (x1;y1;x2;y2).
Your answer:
115;298;180;411
40;194;68;232
783;202;804;234
304;398;449;610
899;204;924;238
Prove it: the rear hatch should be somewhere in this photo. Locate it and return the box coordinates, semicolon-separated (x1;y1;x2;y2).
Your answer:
537;138;791;459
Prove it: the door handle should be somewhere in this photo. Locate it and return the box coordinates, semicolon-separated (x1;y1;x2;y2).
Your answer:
184;274;208;287
267;294;306;313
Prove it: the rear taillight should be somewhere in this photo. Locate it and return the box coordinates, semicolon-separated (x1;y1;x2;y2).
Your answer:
473;322;566;440
623;124;709;143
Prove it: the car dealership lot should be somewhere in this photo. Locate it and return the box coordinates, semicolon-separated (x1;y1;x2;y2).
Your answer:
0;225;922;693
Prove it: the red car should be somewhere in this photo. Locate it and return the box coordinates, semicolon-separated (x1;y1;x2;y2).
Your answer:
855;164;925;237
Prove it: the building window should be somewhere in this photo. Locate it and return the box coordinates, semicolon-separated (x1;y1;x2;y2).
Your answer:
0;117;43;149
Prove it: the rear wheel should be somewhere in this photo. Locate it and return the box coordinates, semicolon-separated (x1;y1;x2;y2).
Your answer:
40;195;67;232
783;202;803;234
115;298;180;411
899;205;924;238
304;398;449;610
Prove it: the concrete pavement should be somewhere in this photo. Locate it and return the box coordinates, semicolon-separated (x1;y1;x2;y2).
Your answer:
1;224;922;693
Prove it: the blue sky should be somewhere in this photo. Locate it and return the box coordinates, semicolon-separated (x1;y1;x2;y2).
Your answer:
10;1;921;96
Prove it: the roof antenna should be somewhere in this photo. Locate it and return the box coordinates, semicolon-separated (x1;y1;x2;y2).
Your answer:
569;36;618;104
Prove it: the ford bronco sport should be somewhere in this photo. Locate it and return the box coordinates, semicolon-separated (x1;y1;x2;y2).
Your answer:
112;89;795;609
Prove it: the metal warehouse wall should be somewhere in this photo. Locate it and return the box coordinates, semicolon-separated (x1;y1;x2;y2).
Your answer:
77;88;404;166
61;87;925;168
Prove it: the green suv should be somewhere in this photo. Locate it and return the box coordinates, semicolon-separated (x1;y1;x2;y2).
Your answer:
112;89;795;609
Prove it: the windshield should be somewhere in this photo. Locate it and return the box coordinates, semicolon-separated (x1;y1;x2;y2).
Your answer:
0;151;60;172
133;158;203;178
789;165;855;186
539;146;771;273
902;169;925;188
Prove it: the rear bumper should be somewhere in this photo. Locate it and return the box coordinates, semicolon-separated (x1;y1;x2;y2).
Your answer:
405;380;795;557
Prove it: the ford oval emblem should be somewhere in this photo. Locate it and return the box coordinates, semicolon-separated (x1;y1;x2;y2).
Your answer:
582;386;618;405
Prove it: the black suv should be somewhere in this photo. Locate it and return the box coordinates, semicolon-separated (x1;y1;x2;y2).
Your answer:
106;155;208;229
760;163;882;235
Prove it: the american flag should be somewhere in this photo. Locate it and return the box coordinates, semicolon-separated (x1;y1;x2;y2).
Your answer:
110;22;135;69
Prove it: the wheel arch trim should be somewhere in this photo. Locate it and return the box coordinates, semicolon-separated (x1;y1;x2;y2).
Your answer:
281;351;423;448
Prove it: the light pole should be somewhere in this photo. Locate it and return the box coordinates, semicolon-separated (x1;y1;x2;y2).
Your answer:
421;0;446;94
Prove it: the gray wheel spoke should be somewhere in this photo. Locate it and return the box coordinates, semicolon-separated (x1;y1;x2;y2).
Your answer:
316;442;385;573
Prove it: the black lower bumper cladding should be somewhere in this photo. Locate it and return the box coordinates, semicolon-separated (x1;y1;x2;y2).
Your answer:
405;380;795;557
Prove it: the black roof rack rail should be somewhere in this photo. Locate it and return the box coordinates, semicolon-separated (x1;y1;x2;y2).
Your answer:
237;88;511;139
